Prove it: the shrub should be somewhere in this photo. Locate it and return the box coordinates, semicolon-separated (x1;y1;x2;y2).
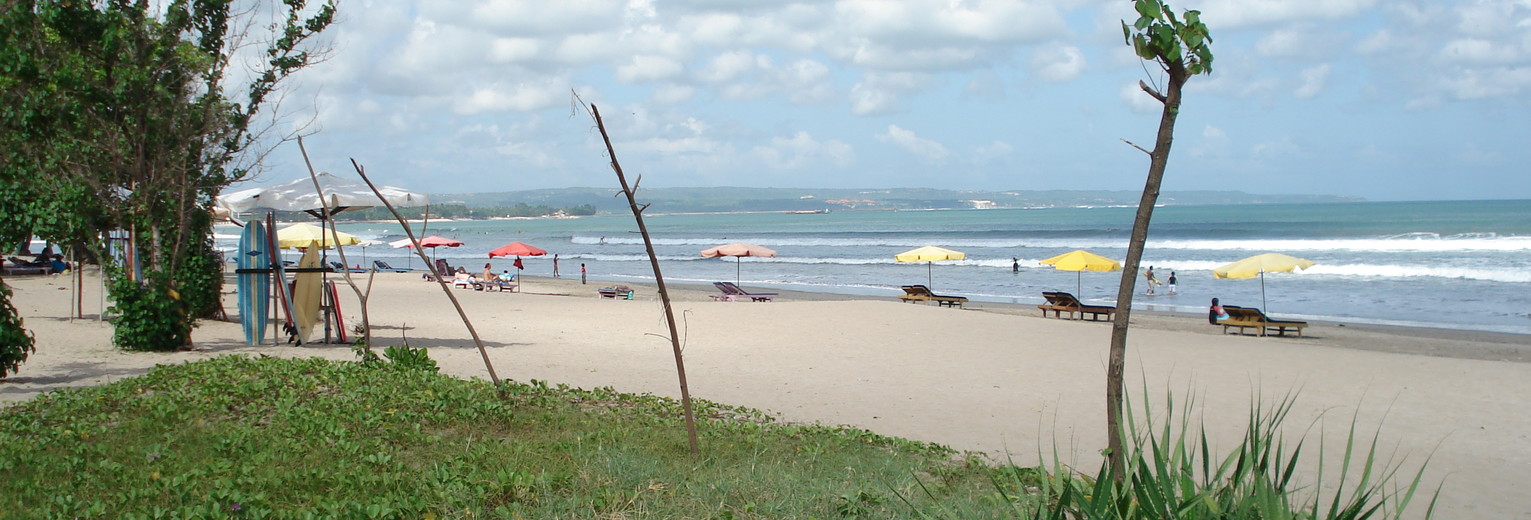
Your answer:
0;282;35;378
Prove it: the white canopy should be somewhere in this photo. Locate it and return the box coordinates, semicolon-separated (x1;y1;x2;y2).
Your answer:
216;172;428;215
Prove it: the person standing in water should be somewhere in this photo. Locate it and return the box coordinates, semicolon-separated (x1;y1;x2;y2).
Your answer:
553;254;560;278
1167;271;1178;295
1144;265;1159;295
1012;257;1019;273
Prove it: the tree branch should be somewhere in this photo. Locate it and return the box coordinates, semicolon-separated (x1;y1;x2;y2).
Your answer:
1139;80;1167;103
1119;138;1151;155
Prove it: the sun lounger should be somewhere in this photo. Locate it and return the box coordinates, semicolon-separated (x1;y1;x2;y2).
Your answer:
329;261;367;273
897;284;967;308
474;275;517;292
3;257;50;276
1218;306;1308;337
710;281;777;302
372;260;412;272
1037;291;1114;321
598;286;634;299
423;259;455;282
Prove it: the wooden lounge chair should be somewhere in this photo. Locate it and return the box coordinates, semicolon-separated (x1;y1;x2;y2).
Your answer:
711;281;777;302
1218;306;1308;337
1038;291;1114;321
3;257;50;276
373;260;412;272
898;284;967;308
598;286;634;299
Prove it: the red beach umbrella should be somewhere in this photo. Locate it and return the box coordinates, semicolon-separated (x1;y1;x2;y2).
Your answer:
488;241;547;258
701;242;777;286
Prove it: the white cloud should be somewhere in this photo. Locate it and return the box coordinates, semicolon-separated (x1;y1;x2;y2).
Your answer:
652;84;695;104
1119;81;1161;113
616;54;686;83
751;131;855;169
876;125;949;160
973;141;1014;162
1437;66;1531;99
454;78;568;114
1294;63;1332;99
1197;0;1378;30
1203;125;1228;141
1031;44;1086;82
849;72;931;115
1440;38;1523;64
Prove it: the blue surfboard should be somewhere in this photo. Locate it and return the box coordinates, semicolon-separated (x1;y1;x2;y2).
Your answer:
237;221;271;345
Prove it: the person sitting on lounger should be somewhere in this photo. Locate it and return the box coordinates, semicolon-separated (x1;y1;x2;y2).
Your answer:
1209;298;1228;324
481;263;500;282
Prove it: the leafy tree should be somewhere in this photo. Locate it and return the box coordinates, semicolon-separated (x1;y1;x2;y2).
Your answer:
1105;0;1213;478
0;0;336;351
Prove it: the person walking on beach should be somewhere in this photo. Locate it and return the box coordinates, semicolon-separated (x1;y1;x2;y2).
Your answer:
580;263;587;284
1167;271;1178;295
553;254;560;278
1144;265;1159;295
1012;257;1019;273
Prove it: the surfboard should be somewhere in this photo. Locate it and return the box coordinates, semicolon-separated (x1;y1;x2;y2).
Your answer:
327;280;348;344
264;215;295;344
293;248;323;344
236;221;271;345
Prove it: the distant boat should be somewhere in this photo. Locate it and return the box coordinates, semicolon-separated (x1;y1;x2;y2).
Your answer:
788;208;830;214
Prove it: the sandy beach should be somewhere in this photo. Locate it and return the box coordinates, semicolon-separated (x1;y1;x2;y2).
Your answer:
4;267;1530;518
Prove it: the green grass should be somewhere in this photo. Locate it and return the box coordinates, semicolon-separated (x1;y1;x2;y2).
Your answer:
0;356;1008;519
0;356;1438;519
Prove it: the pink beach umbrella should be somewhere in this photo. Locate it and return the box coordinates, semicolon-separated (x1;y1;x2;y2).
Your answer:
701;242;777;286
488;241;547;288
406;235;464;266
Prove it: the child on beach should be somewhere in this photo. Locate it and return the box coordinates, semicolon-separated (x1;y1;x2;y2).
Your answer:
1167;271;1178;295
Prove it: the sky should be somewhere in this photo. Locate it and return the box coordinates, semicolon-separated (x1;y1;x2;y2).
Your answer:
242;0;1531;201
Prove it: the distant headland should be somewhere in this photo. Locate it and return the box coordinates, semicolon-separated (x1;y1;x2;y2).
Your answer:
325;187;1361;221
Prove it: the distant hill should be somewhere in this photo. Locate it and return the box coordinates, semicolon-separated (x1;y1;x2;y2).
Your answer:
433;187;1361;215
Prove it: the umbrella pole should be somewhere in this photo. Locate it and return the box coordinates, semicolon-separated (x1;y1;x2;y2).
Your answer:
927;261;933;290
1077;271;1082;299
1260;271;1267;312
736;257;741;287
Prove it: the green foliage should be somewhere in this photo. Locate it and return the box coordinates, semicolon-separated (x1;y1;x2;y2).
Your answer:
1016;392;1437;520
382;345;439;372
0;356;1002;518
1121;0;1214;76
0;282;36;378
105;270;191;351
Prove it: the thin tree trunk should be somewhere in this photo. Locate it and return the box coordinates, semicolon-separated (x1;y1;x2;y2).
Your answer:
1107;69;1187;480
352;160;502;390
298;137;372;352
589;103;701;456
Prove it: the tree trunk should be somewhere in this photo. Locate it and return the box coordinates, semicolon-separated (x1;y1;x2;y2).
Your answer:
1106;68;1187;480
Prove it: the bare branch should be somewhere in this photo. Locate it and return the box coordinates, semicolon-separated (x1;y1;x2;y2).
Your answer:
1119;138;1152;155
1140;80;1167;103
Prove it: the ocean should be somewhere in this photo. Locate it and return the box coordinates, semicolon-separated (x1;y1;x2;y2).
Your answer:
223;199;1531;335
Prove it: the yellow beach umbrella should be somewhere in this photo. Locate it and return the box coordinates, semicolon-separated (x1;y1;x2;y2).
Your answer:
1040;249;1122;298
275;223;361;249
1213;253;1315;312
894;246;966;289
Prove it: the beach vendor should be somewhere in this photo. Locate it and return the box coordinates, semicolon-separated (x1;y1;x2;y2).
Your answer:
1208;298;1228;324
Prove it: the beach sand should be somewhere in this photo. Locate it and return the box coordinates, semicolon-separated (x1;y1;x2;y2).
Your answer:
4;267;1530;518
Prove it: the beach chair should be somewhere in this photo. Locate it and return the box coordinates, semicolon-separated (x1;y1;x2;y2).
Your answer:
898;285;930;304
475;275;517;292
598;286;634;299
329;261;366;273
3;257;50;276
1042;292;1114;321
711;281;777;302
422;259;455;282
1218;306;1307;337
900;285;967;308
373;260;412;272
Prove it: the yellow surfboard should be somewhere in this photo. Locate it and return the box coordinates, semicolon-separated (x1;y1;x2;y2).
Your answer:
293;248;323;344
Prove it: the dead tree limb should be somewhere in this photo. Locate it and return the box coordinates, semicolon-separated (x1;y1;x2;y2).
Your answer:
297;137;372;351
585;102;701;456
351;159;503;390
